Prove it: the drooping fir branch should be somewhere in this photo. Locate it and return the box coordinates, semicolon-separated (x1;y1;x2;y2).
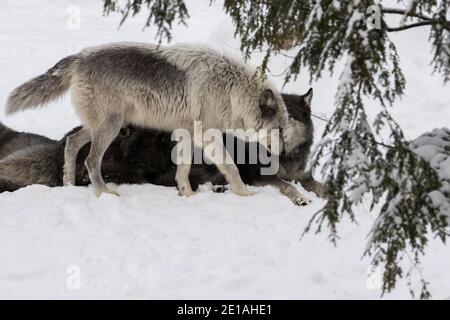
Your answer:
102;1;450;82
225;1;449;298
382;6;450;33
103;0;189;42
368;116;449;298
384;2;450;82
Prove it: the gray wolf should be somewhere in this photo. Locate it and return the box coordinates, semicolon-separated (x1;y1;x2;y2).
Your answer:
0;90;326;204
6;42;288;198
0;122;138;191
118;88;326;203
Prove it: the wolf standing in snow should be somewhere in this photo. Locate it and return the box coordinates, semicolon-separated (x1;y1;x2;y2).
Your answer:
0;90;323;204
6;43;288;197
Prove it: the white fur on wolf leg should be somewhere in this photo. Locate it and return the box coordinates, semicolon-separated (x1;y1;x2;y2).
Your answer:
227;172;255;196
175;163;196;197
177;181;196;197
62;172;74;186
232;185;255;197
64;128;91;186
63;162;76;186
178;186;196;197
62;158;74;186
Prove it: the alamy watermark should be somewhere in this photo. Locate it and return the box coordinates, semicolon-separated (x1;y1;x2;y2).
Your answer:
66;265;81;291
171;121;281;176
367;5;382;31
67;5;81;30
366;265;382;291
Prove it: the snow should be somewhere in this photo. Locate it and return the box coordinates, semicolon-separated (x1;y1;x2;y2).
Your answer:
1;0;450;299
411;128;450;182
410;128;450;217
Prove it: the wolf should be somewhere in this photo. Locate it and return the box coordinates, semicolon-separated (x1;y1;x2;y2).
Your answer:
6;43;288;198
0;90;326;204
117;88;326;203
0;122;141;191
0;121;60;190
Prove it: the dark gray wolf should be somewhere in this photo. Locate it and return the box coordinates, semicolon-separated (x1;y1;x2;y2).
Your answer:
0;122;141;191
0;90;325;204
6;43;288;198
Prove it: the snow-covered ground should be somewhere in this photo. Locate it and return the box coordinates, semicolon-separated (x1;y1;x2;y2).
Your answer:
0;0;449;299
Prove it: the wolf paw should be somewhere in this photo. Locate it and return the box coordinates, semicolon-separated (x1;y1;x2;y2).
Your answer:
104;189;120;197
294;197;311;207
234;187;255;197
212;186;228;193
178;186;196;197
95;188;120;198
63;174;75;186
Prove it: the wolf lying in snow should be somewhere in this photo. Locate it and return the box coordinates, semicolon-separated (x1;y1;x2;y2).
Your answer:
6;43;288;198
0;90;325;205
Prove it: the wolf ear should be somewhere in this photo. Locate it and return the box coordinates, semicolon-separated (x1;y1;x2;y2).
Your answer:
259;89;277;118
302;88;313;108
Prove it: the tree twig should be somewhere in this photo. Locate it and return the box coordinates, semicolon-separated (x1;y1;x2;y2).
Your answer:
381;6;450;32
387;20;440;32
381;6;433;21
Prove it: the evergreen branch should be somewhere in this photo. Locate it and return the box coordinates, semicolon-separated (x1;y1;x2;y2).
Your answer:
387;20;442;32
381;6;433;21
382;6;450;32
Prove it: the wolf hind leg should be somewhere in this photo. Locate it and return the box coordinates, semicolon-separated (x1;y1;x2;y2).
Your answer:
84;114;123;197
64;127;90;186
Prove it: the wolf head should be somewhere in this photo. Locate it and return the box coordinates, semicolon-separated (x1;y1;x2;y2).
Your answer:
281;88;314;154
277;89;315;179
230;82;288;155
258;88;288;124
229;72;287;128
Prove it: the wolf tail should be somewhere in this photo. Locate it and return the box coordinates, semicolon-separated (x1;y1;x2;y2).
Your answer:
5;54;79;115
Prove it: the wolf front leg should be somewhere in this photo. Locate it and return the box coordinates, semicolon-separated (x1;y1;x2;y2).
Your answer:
201;135;254;197
255;175;311;206
296;170;328;199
